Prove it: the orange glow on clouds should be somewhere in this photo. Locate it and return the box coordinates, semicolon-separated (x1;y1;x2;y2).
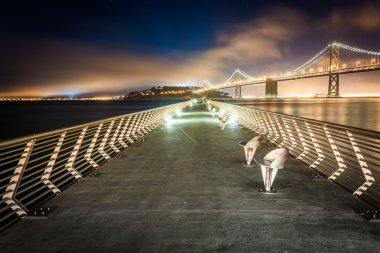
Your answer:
0;4;379;97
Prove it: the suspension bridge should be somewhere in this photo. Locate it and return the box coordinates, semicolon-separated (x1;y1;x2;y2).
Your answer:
195;42;380;98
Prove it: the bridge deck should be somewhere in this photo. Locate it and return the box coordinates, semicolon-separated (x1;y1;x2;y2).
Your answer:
1;104;379;252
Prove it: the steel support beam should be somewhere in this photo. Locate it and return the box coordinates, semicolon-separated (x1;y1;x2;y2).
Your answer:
235;86;242;98
265;79;278;98
328;43;340;98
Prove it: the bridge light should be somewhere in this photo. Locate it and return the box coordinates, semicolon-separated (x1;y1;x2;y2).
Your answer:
309;68;314;73
318;67;323;72
371;59;376;64
176;109;182;116
342;64;347;68
164;116;173;123
302;70;306;74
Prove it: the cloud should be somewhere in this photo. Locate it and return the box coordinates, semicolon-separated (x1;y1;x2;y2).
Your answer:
319;2;380;33
0;6;309;97
192;7;308;71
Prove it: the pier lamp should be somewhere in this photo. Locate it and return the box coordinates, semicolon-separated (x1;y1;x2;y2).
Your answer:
164;115;173;124
228;115;238;125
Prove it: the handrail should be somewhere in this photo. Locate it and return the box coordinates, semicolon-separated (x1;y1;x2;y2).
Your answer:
0;102;187;147
209;100;380;209
223;102;380;137
0;100;189;231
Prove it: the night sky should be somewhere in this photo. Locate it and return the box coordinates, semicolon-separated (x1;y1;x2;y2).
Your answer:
1;0;380;97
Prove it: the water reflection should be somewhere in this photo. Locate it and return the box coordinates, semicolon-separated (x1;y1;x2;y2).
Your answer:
229;98;380;131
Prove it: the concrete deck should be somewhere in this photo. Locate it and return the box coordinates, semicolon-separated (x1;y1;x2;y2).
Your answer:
1;104;379;253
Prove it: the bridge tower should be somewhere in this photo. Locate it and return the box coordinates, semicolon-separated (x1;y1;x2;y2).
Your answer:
327;42;340;98
265;79;278;98
235;86;242;98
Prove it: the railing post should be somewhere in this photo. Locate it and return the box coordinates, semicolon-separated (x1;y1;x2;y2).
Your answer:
3;139;35;216
118;116;130;148
243;109;253;131
41;133;66;194
150;109;159;129
347;131;375;196
144;111;153;132
305;122;325;169
85;123;103;168
126;115;138;144
258;112;269;136
98;120;114;160
133;114;144;141
253;111;263;133
109;119;123;153
141;111;150;132
324;125;347;180
154;109;163;127
147;110;154;128
65;127;87;179
262;113;274;141
268;114;280;144
138;112;149;135
293;120;309;160
282;116;297;154
275;116;288;147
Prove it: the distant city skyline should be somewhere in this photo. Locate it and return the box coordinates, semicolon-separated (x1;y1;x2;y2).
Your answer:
1;0;380;97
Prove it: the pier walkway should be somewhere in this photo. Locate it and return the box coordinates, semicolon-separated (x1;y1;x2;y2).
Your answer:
1;104;379;252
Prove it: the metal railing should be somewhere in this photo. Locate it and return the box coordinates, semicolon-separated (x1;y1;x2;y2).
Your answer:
210;100;380;209
0;101;189;231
